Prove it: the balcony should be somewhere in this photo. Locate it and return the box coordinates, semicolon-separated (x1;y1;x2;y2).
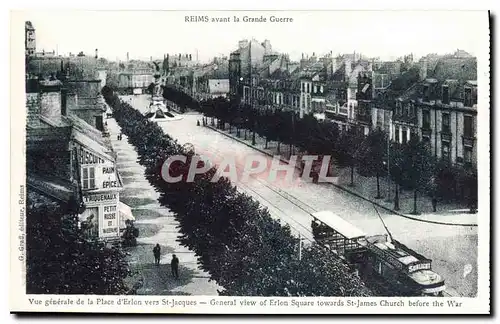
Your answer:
462;135;475;147
393;113;418;125
441;132;452;142
421;127;432;138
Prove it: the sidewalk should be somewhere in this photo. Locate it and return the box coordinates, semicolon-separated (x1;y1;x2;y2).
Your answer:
206;124;477;227
107;115;220;295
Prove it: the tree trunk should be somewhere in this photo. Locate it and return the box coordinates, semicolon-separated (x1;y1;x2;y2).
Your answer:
350;166;354;186
244;129;247;140
252;130;256;146
265;137;269;149
413;189;418;214
375;172;381;199
394;184;400;210
277;141;281;154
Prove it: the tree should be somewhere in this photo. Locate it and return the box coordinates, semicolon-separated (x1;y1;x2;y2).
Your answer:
336;127;364;186
357;129;387;199
389;142;405;210
102;88;374;297
401;137;435;214
26;203;130;294
146;82;156;94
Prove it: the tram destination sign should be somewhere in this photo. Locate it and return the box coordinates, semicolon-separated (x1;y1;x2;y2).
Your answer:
407;261;432;273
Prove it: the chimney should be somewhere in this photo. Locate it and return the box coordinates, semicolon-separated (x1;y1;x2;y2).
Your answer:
126;52;129;61
95;48;98;59
39;79;63;119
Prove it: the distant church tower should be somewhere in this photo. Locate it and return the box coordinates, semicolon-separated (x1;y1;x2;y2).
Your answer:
25;21;36;56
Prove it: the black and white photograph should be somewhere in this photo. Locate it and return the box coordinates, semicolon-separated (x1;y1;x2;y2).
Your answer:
9;9;490;314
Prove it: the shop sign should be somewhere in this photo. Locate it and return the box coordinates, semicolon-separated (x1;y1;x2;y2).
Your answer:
101;204;119;237
79;146;107;165
83;193;117;204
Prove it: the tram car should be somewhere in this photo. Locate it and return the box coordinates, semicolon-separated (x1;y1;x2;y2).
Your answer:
311;210;446;297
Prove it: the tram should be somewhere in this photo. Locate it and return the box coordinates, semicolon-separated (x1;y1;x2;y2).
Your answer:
311;210;446;297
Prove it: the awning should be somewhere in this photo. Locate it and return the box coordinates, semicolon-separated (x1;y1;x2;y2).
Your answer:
119;201;135;229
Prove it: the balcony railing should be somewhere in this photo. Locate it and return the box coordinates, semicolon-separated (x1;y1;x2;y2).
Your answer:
393;113;418;125
462;136;475;147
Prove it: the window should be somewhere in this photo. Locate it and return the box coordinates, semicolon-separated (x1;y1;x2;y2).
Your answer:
302;83;305;92
423;110;431;129
442;85;449;104
464;146;473;165
402;128;408;144
82;166;96;190
314;85;318;93
464;115;473;138
423;85;429;101
442;141;450;162
395;126;400;143
464;88;472;107
411;103;417;116
320;86;324;93
442;113;450;133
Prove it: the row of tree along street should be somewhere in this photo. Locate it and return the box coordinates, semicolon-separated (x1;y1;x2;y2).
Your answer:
102;85;374;296
185;95;477;215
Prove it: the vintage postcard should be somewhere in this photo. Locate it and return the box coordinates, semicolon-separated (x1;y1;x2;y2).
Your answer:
10;9;490;314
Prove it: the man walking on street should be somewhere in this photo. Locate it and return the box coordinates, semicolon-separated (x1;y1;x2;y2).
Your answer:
171;254;179;279
153;244;161;265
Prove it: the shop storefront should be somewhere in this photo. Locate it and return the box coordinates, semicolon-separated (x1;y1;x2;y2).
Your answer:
76;142;133;241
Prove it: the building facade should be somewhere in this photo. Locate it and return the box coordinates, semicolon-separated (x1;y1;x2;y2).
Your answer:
26;74;132;241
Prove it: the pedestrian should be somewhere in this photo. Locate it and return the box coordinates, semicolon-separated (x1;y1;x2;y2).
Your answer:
171;254;179;279
432;196;437;212
153;244;161;265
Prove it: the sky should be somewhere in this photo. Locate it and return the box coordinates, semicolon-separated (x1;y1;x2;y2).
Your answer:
16;10;487;63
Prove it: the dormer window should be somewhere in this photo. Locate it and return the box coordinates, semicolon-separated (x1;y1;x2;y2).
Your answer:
442;85;449;104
